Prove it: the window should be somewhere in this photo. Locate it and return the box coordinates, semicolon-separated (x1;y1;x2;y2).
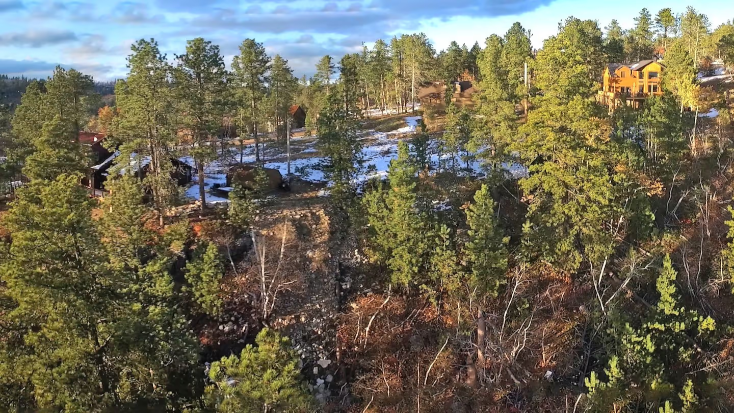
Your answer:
638;71;645;79
648;72;659;79
620;71;626;78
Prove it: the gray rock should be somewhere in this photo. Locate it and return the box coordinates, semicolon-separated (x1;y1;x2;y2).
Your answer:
325;374;333;383
317;359;331;368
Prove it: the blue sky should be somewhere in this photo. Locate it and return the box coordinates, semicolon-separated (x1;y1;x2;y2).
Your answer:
0;0;732;81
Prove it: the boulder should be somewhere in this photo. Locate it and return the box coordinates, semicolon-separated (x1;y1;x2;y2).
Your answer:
226;165;287;192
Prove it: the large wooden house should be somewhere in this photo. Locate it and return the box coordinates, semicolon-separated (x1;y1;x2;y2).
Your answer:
598;59;665;109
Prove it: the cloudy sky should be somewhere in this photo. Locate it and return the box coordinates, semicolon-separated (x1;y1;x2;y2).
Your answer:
0;0;731;81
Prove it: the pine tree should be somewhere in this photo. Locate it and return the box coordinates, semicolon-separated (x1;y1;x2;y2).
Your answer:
680;7;711;66
231;39;271;163
471;33;519;176
501;22;532;105
267;55;297;141
173;37;228;211
363;142;429;287
465;184;509;297
370;39;392;114
626;8;655;61
604;20;626;63
662;41;698;112
586;255;718;412
314;55;336;95
339;53;361;116
204;328;312;413
23;115;88;181
655;8;677;51
516;18;634;272
185;241;224;316
317;92;362;198
113;39;178;227
0;175;200;411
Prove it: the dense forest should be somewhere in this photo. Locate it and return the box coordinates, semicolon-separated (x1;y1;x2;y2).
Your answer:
1;5;734;412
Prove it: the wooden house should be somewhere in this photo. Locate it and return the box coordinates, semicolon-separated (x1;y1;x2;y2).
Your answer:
80;133;115;193
598;59;665;109
289;105;306;129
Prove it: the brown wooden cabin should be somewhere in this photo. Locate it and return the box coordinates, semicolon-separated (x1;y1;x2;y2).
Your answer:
289;105;306;129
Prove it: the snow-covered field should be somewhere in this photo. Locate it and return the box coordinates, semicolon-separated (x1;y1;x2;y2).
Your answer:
184;116;528;204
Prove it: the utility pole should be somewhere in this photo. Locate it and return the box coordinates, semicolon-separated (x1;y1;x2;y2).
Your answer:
286;117;291;175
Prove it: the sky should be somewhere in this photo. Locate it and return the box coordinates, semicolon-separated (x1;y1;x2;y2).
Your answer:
0;0;732;81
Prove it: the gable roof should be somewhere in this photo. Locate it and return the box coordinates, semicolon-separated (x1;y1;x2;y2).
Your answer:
289;105;304;116
607;63;625;73
628;59;665;71
79;132;105;145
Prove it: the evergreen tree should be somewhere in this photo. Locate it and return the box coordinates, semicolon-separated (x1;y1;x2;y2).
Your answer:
231;39;271;163
662;41;698;112
23;115;87;181
679;7;711;66
626;8;655;61
655;8;677;51
465;184;509;298
471;33;519;177
604;20;626;63
516;18;630;272
501;22;533;105
339;53;361;116
185;241;224;316
363;142;429;287
204;328;312;413
314;55;336;95
173;37;228;211
267;55;297;141
317;92;362;198
442;103;472;171
0;175;199;411
370;39;392;114
586;255;718;412
401;33;434;112
113;39;178;227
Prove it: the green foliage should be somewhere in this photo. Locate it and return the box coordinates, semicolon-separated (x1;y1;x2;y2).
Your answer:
185;242;224;316
113;39;178;223
317;91;363;200
410;130;430;171
23;115;88;181
363;142;431;287
173;37;228;210
228;183;257;232
586;255;718;412
0;175;199;411
662;41;698;110
231;38;271;162
442;103;472;171
465;184;509;297
625;8;655;62
205;328;312;413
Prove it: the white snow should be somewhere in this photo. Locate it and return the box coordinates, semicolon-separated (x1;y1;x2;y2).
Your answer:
698;108;719;118
92;151;119;170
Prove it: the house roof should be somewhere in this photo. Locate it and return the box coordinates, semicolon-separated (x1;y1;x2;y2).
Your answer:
629;59;665;70
289;105;304;116
79;132;105;145
607;63;626;73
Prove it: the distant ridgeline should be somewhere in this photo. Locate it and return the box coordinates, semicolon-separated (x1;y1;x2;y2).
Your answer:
0;75;115;108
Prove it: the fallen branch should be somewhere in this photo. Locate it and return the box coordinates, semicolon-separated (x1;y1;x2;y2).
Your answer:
424;336;450;386
363;293;391;348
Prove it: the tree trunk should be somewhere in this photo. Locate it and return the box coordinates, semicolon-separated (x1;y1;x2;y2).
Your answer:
411;62;416;113
198;161;206;212
476;309;486;370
